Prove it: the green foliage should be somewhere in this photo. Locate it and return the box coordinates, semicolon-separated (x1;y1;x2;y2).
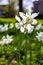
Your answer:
0;18;43;65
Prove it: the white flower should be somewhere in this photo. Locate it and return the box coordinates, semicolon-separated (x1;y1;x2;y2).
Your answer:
2;39;7;45
15;23;20;29
36;32;43;41
35;24;42;30
31;19;37;25
15;16;34;33
26;24;34;33
1;36;7;45
0;27;4;32
6;35;13;44
19;11;39;25
9;23;14;29
15;15;34;33
4;24;8;31
15;9;39;33
0;35;13;45
0;25;3;32
0;25;3;29
0;24;8;32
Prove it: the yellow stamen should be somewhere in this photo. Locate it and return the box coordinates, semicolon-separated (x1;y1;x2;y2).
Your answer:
26;17;31;23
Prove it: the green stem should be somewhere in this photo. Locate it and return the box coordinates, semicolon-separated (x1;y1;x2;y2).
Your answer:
37;41;41;55
36;40;41;64
18;49;20;65
18;32;21;65
24;34;28;65
38;41;41;57
30;41;32;65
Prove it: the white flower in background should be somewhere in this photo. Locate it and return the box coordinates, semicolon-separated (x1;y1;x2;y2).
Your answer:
19;11;39;25
4;24;8;31
1;27;5;32
0;23;14;32
35;24;42;30
0;25;3;28
36;32;43;41
6;35;13;44
2;36;7;45
0;35;13;45
0;36;7;45
0;24;8;32
1;24;8;32
0;25;3;32
35;24;43;30
9;23;14;29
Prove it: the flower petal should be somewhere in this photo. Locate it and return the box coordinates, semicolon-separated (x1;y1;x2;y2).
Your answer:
35;24;42;30
26;7;32;17
22;19;26;24
0;41;2;44
26;24;34;33
31;12;39;18
15;15;21;23
9;23;14;29
15;23;20;29
20;27;25;33
32;19;37;25
36;32;43;41
26;12;31;18
19;12;26;19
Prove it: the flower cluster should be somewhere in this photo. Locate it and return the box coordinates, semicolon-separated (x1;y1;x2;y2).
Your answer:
0;23;14;32
0;35;13;45
0;24;8;32
15;9;39;33
15;8;43;42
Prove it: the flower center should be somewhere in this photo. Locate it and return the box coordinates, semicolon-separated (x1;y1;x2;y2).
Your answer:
26;17;31;23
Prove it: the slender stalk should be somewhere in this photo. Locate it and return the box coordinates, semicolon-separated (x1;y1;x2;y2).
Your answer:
18;32;21;65
38;41;41;64
24;34;28;65
36;40;41;64
30;50;32;65
30;41;32;65
18;48;20;65
38;41;41;59
37;41;41;55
